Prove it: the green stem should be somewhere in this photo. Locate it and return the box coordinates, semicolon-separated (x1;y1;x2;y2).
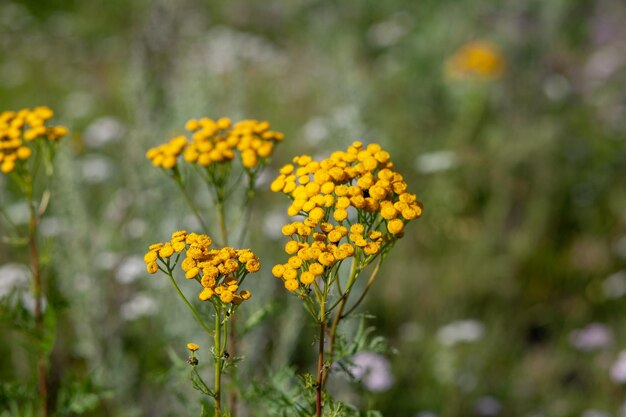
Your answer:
214;307;223;417
315;292;326;417
326;259;359;314
216;197;228;247
235;172;257;248
191;366;213;397
26;177;49;417
323;259;359;386
165;270;212;334
173;176;211;234
341;258;383;319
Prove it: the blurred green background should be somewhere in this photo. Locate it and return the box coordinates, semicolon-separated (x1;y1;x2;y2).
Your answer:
1;0;626;416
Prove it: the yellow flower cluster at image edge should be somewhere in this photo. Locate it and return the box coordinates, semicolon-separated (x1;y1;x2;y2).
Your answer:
146;117;284;170
144;231;260;305
270;142;422;292
0;107;67;174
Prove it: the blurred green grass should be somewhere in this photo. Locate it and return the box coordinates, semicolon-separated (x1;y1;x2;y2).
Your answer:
1;0;626;416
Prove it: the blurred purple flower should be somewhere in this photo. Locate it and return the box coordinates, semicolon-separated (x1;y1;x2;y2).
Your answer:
610;351;626;384
348;352;394;392
569;323;614;351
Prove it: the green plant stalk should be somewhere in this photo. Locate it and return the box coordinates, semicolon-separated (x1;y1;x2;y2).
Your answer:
340;258;383;319
165;268;212;334
316;291;327;417
216;194;228;248
323;258;359;386
25;175;49;417
173;176;211;234
214;307;223;417
214;188;240;417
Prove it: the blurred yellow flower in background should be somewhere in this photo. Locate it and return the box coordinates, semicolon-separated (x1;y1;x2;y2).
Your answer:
445;40;505;80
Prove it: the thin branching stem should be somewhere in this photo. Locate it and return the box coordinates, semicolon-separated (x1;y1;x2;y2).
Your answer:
173;176;211;234
341;258;383;319
165;267;212;334
323;259;359;386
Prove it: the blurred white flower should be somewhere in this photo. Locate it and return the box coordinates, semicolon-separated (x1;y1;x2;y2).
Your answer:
120;294;158;321
115;256;147;284
543;74;571;101
348;351;394;392
415;151;459;174
6;201;29;224
84;116;125;148
63;91;95;119
302;117;329;145
610;350;626;384
582;410;611;417
332;105;360;128
0;263;29;297
474;396;502;416
191;26;287;75
414;412;437;417
0;2;32;31
613;236;626;259
603;271;626;299
456;372;477;392
255;168;273;188
81;154;114;183
39;216;63;238
21;293;47;315
585;46;624;82
73;273;93;293
96;252;120;271
263;209;290;240
437;319;485;347
367;13;411;48
569;323;613;351
124;218;147;239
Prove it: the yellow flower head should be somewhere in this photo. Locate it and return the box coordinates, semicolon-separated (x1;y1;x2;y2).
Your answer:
272;142;423;291
445;40;505;80
146;136;187;169
187;343;200;352
149;116;284;172
0;107;67;174
145;232;259;305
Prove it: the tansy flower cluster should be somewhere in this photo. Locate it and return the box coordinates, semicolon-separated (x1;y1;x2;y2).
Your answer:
0;107;67;174
272;221;383;291
271;142;422;292
144;230;260;305
445;40;505;80
271;142;422;235
146;117;284;170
